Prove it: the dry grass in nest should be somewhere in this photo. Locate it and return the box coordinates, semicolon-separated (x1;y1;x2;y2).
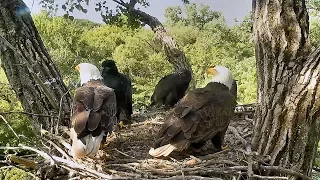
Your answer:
2;107;312;180
94;108;255;179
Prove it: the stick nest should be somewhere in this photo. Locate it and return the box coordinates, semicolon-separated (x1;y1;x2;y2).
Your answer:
99;108;254;180
1;108;312;180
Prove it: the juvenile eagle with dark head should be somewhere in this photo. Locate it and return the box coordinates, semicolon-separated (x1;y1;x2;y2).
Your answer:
70;63;117;159
149;66;236;157
150;69;192;108
101;60;133;126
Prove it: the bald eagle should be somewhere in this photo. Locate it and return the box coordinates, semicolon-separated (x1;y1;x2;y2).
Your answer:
209;65;237;100
101;60;132;125
70;63;117;159
150;69;192;108
149;66;236;157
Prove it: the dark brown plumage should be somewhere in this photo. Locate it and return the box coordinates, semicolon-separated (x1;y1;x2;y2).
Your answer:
150;69;192;108
149;66;236;157
70;63;117;159
101;60;132;125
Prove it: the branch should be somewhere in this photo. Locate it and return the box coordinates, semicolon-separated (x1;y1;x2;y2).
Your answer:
0;166;13;170
0;145;54;165
128;0;137;8
141;162;311;180
197;149;229;161
7;155;37;169
251;174;288;179
56;86;72;134
112;0;126;7
0;144;119;179
246;144;253;179
113;148;135;159
0;111;57;118
51;155;115;179
259;166;312;180
45;137;71;160
40;129;71;150
147;176;223;180
0;115;19;140
229;125;249;146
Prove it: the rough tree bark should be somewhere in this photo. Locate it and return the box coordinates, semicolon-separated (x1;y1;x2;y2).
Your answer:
252;0;320;178
113;0;192;74
0;0;72;130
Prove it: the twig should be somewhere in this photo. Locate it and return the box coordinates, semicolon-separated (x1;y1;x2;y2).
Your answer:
242;132;252;139
252;174;288;179
107;158;138;164
52;156;115;179
126;120;163;127
6;155;37;169
146;176;223;180
106;163;145;174
0;111;57;118
0;144;55;165
112;0;126;7
113;148;135;158
144;164;244;176
45;138;72;160
229;125;248;146
0;166;13;170
139;163;311;180
0;115;19;140
202;159;240;166
40;129;71;150
23;144;54;165
56;87;72;135
246;144;253;179
259;166;312;180
197;149;229;161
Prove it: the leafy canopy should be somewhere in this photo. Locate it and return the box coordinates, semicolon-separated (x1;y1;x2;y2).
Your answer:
39;0;189;27
29;5;257;108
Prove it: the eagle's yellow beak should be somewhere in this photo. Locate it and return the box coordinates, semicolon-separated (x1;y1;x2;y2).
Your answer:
75;65;80;72
207;66;217;76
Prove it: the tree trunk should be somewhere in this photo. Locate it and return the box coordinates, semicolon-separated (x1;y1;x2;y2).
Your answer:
252;0;320;178
0;0;72;130
112;0;192;74
132;9;192;74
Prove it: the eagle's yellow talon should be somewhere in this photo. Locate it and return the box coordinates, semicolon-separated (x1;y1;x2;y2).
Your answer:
118;121;125;129
222;144;228;150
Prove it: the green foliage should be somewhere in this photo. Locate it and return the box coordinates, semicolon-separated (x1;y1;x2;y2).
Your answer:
0;168;33;180
32;9;256;107
308;0;320;13
0;69;36;150
166;14;255;103
310;17;320;48
308;0;320;48
165;3;224;29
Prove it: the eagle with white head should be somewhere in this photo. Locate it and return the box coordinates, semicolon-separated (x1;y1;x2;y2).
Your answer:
70;63;117;159
149;65;237;157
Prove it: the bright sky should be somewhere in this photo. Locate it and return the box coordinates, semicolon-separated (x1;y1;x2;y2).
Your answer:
24;0;252;26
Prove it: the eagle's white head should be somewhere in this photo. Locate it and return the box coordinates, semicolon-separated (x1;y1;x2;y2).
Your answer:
75;63;103;85
207;65;234;90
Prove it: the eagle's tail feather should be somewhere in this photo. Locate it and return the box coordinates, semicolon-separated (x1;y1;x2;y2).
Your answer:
70;128;104;158
149;144;177;157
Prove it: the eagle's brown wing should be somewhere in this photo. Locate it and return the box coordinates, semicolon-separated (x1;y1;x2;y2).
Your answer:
71;83;116;139
70;81;117;158
94;85;117;136
150;83;236;157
